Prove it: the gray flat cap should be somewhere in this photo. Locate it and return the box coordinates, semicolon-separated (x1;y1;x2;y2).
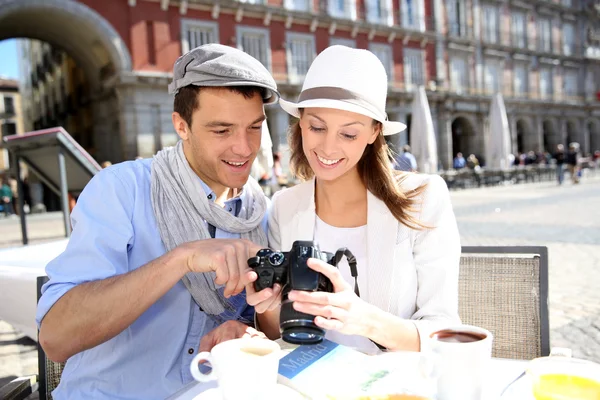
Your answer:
168;43;279;104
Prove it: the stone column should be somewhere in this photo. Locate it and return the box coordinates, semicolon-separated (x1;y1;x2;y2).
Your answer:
437;110;453;169
535;117;544;152
116;85;139;160
266;105;290;153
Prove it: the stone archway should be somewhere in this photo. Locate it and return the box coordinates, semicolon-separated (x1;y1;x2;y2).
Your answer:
0;0;133;161
451;116;478;160
542;119;560;153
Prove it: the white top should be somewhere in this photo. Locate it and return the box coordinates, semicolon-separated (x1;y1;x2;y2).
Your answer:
314;216;380;355
268;174;462;353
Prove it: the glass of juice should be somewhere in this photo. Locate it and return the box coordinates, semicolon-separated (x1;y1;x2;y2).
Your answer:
527;356;600;400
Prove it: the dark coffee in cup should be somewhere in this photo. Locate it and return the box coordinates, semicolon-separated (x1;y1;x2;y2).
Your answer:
430;329;487;344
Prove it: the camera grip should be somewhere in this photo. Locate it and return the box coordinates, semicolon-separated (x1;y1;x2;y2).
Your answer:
252;267;276;292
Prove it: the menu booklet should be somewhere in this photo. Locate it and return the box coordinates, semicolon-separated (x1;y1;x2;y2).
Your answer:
277;339;432;400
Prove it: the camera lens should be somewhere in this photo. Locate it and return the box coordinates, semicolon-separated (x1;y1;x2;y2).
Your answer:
268;252;285;266
279;300;325;345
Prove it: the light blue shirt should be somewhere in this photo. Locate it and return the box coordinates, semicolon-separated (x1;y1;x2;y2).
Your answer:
36;158;267;399
395;152;417;171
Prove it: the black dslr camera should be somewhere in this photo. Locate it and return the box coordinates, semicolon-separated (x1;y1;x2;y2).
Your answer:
248;240;356;345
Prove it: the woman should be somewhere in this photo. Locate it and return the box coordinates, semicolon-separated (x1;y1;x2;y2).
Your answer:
247;45;460;354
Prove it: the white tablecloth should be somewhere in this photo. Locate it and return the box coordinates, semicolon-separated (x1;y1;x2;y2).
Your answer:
0;239;68;339
168;357;529;400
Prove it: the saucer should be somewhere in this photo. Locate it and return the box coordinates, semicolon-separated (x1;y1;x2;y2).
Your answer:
193;383;306;400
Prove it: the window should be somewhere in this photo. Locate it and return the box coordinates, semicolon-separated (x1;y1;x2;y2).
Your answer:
237;26;271;71
484;60;501;94
511;12;527;48
401;0;425;31
286;33;315;83
564;69;578;98
3;96;15;116
447;0;467;37
284;0;311;12
329;37;356;47
537;18;552;53
513;63;528;97
482;5;499;44
181;20;219;54
450;56;469;94
563;23;575;56
539;67;553;99
1;122;17;137
404;48;424;91
369;43;394;82
328;0;356;20
366;0;393;26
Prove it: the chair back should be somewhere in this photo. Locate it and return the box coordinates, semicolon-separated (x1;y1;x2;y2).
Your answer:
37;276;65;400
458;246;550;360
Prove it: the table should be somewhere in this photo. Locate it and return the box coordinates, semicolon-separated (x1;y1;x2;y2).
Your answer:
168;357;529;400
0;239;68;339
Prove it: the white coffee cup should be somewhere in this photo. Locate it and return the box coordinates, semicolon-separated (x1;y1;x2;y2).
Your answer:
190;338;281;400
429;325;493;400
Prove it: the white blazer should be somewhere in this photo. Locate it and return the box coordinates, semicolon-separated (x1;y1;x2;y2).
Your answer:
267;173;461;351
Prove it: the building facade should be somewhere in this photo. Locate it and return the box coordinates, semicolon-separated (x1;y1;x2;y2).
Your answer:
0;78;24;171
5;0;600;170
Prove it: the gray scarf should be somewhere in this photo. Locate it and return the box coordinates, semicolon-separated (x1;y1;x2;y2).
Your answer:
150;141;268;315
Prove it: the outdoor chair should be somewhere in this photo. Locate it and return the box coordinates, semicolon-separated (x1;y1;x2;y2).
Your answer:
0;276;65;400
458;246;550;360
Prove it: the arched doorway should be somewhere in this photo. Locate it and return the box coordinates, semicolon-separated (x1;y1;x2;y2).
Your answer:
589;120;600;153
543;120;560;153
516;119;526;153
0;0;132;162
451;117;477;159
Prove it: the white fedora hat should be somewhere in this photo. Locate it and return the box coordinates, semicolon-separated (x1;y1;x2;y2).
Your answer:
279;45;406;136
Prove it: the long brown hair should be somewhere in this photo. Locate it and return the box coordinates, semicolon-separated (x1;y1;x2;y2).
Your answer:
288;116;428;230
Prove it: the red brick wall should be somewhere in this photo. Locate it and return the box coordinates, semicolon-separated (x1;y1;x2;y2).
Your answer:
81;0;437;82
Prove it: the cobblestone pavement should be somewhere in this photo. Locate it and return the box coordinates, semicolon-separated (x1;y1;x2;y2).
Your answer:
451;175;600;362
0;175;599;390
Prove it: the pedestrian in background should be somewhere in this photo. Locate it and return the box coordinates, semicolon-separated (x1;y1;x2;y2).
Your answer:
394;144;417;171
553;144;566;185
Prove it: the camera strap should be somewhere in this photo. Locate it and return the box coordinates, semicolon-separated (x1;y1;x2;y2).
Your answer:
334;248;386;351
334;248;360;297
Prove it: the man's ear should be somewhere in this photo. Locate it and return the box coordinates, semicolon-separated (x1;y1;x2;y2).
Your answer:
172;112;190;140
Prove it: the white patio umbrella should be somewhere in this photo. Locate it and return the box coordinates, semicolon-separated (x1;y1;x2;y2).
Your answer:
486;93;512;170
409;86;438;173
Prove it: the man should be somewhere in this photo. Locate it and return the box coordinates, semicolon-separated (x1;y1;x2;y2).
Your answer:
453;152;466;169
0;175;14;216
566;143;580;184
36;44;279;399
553;144;566;185
394;144;417;171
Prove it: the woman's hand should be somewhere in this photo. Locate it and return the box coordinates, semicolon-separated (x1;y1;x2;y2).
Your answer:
288;258;376;337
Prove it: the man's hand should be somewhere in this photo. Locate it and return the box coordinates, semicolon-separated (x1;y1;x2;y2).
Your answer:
199;320;266;352
181;239;263;298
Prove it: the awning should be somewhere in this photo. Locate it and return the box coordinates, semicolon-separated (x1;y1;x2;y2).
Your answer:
2;127;101;245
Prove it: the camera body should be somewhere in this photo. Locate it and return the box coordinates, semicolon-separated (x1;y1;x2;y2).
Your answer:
248;240;336;345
